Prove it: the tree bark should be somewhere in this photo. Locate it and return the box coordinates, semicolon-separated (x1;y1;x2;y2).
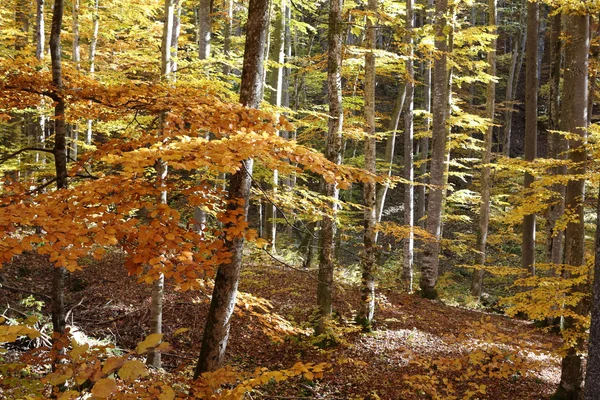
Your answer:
15;0;29;50
585;190;600;399
402;0;415;293
555;13;589;400
470;0;496;299
545;11;565;269
147;0;177;368
357;0;377;330
503;4;526;157
375;85;405;225
50;0;67;336
419;0;450;299
35;0;45;60
72;0;80;69
265;0;286;253
522;0;538;276
195;0;268;376
316;0;344;335
198;0;212;59
415;0;433;267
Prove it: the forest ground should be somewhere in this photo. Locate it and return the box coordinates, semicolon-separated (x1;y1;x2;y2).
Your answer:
0;250;563;399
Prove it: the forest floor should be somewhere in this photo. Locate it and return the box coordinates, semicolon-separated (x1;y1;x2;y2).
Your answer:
0;250;563;399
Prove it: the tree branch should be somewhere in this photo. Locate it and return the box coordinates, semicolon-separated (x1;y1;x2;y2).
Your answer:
0;147;54;165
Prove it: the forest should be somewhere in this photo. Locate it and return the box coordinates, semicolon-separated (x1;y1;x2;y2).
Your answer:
0;0;599;398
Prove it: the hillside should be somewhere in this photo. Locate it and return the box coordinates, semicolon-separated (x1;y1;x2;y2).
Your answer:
0;251;562;399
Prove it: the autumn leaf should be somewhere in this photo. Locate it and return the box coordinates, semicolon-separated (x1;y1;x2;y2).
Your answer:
136;333;163;354
118;360;148;383
91;378;117;398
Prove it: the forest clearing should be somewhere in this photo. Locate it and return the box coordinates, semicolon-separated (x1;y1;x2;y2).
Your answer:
0;0;599;398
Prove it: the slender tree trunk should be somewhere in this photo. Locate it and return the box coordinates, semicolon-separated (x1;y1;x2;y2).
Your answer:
147;0;176;369
36;0;45;59
585;188;600;398
266;0;286;253
72;0;80;69
194;0;268;376
419;0;449;299
555;13;589;400
198;0;211;59
402;0;415;293
415;0;433;267
522;0;538;275
146;160;167;368
162;0;175;78
15;0;29;50
316;0;344;335
223;0;233;75
357;0;377;330
171;0;181;78
36;0;46;164
86;0;99;146
375;85;405;224
470;0;496;299
50;0;67;336
546;11;564;268
503;4;526;156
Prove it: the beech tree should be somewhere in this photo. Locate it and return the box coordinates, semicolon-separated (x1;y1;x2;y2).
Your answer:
316;0;344;335
194;0;270;376
554;11;589;400
357;0;377;329
420;0;450;299
521;0;538;275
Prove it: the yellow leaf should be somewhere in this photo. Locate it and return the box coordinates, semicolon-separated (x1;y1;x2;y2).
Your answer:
58;391;80;400
173;327;190;336
303;371;314;380
137;333;163;354
119;360;148;383
91;378;117;398
102;356;124;375
158;386;176;400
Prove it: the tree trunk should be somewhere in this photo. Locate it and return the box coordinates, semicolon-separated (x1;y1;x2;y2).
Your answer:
147;159;168;368
585;189;600;398
35;0;45;60
419;0;449;299
147;0;177;368
171;0;181;77
198;0;211;59
357;0;377;330
72;0;80;69
194;0;268;376
50;0;67;336
545;11;564;269
415;0;433;267
522;0;538;276
402;0;415;293
266;0;286;253
86;0;100;146
162;0;175;77
375;85;405;225
470;0;496;299
15;0;29;50
223;0;233;75
555;13;589;400
503;4;526;157
316;0;344;335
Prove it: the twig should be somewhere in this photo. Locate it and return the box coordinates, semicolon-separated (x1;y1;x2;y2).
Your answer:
65;297;86;324
25;177;58;195
0;283;51;301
